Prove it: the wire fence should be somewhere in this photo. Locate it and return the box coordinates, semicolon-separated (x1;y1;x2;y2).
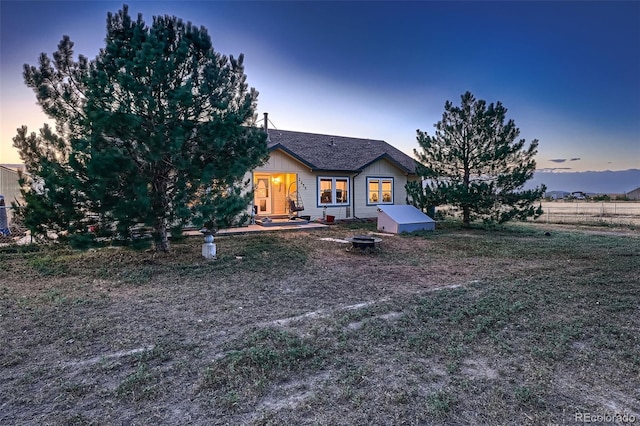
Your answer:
534;202;640;226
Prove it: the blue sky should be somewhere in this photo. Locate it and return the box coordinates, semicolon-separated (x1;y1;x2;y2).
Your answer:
1;1;639;172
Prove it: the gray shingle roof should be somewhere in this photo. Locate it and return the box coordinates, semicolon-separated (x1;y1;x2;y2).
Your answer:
266;129;416;174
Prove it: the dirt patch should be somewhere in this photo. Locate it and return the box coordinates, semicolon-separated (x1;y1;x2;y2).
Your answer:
255;371;332;413
461;358;499;380
345;310;403;331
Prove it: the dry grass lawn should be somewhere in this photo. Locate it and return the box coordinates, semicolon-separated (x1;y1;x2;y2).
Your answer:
1;221;639;425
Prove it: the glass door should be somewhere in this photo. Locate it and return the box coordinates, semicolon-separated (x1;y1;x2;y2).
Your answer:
254;175;272;215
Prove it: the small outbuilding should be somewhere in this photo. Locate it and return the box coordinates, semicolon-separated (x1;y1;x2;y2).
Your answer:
627;187;640;201
376;204;435;234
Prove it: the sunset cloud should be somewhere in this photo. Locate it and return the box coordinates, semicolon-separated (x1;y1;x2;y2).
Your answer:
550;158;581;164
537;167;572;172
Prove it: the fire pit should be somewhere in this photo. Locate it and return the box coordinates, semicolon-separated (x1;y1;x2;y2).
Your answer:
345;235;382;252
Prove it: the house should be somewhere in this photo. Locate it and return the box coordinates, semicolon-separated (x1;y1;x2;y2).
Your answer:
627;187;640;201
545;190;570;200
570;191;588;200
248;117;418;221
0;165;23;226
0;165;23;204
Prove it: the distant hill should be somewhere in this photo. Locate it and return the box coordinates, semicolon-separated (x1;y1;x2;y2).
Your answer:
524;169;640;194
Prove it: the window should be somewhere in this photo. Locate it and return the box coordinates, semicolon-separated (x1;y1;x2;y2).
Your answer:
367;177;394;205
318;177;349;206
320;178;333;204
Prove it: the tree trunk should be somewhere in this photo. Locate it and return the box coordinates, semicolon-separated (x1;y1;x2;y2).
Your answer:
155;217;170;252
463;160;471;227
462;206;471;227
152;168;172;252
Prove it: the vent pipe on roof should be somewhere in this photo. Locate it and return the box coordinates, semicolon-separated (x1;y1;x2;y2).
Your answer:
263;112;271;142
330;137;335;146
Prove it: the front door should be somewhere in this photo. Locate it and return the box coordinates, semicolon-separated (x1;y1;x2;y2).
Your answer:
254;175;272;215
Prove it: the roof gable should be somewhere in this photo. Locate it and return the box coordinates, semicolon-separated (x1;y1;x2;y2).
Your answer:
266;129;416;174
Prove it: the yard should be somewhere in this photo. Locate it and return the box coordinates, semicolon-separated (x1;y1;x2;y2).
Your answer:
1;222;639;425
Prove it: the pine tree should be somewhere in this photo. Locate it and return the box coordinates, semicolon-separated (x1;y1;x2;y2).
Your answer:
406;91;545;227
14;6;268;251
12;124;90;242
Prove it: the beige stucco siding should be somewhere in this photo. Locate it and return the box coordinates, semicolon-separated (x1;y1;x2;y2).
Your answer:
353;158;413;219
249;151;415;221
255;150;310;173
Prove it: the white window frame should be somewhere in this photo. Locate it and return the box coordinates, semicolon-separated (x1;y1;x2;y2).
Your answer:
317;176;350;207
366;177;394;205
